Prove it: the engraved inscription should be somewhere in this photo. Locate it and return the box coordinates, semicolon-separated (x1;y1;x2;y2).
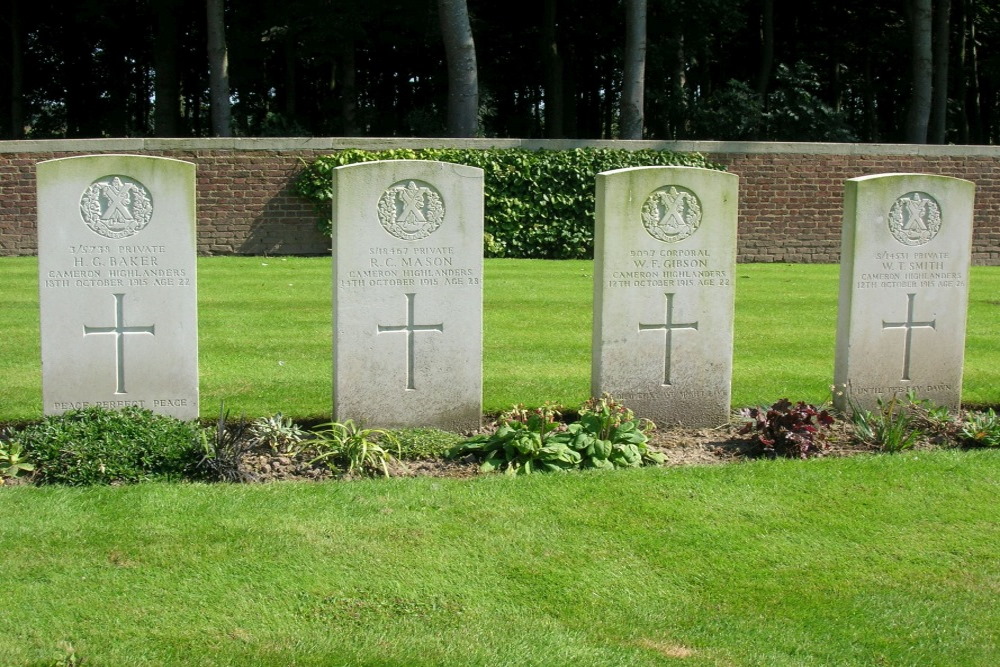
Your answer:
376;293;443;390
377;181;446;241
42;243;189;289
641;186;702;243
80;176;154;239
881;293;936;381
608;248;730;288
639;293;699;386
340;245;481;289
83;293;156;394
887;191;941;246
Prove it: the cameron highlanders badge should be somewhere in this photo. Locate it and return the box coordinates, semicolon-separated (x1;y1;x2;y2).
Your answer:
887;191;942;246
641;185;702;243
79;175;154;239
377;180;446;241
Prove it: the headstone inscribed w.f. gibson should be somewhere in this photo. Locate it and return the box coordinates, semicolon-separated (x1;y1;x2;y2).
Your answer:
332;160;483;430
834;174;975;411
593;166;738;426
37;155;198;420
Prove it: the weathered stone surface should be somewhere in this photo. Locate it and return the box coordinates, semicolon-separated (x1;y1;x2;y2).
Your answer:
592;166;739;426
332;160;483;430
834;173;975;411
37;155;199;419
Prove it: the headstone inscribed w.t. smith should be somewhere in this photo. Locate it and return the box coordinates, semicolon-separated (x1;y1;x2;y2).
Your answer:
37;155;199;420
332;160;483;430
592;166;738;426
834;173;975;411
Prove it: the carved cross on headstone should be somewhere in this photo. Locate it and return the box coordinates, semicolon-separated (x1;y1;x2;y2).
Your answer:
377;293;443;390
882;292;936;381
83;293;156;394
639;292;699;386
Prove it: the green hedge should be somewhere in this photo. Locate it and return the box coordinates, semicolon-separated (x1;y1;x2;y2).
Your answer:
295;147;725;259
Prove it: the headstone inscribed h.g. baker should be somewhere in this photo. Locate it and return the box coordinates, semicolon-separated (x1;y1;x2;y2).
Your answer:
834;173;975;411
37;155;198;420
592;166;738;426
332;160;483;430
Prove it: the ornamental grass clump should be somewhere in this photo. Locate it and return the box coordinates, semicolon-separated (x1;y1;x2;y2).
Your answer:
960;408;1000;448
739;398;835;459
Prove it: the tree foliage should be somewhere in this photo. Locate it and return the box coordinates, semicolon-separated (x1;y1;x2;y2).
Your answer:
2;0;999;143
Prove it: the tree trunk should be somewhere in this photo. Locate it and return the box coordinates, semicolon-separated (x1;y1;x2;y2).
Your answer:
438;0;479;137
620;0;646;139
8;0;24;139
153;0;181;137
338;39;359;136
905;0;933;143
756;0;774;99
541;0;564;138
206;0;231;137
967;0;983;142
671;31;687;137
929;0;951;143
955;0;969;143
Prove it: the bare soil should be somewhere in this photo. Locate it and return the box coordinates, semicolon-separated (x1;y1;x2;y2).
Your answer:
236;420;882;484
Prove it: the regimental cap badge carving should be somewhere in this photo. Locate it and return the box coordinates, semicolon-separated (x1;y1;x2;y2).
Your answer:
887;191;942;246
80;175;154;239
641;185;702;243
377;180;446;241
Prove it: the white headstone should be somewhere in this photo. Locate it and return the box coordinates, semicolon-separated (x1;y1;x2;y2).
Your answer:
592;166;739;426
37;155;199;420
834;173;975;411
332;160;483;430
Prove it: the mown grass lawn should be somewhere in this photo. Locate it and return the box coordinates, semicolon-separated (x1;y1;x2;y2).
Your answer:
2;448;999;665
2;257;997;421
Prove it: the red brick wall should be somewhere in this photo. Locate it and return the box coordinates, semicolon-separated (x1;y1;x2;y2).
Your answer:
2;139;998;264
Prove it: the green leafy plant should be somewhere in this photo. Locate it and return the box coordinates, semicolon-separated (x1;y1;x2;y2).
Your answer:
568;394;663;469
249;412;306;454
740;398;835;459
196;404;257;483
309;420;401;478
0;439;35;483
452;404;572;475
296;147;724;259
960;408;1000;448
12;406;202;486
451;397;664;475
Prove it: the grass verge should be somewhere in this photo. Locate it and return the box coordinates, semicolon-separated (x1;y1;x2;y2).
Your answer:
1;448;998;665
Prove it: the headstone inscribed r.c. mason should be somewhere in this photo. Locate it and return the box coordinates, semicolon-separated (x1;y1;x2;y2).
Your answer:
592;166;738;426
834;173;975;411
37;155;198;420
332;160;483;431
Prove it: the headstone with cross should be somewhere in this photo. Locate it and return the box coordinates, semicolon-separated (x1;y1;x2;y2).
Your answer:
834;173;975;412
37;155;199;419
592;166;739;426
332;161;483;430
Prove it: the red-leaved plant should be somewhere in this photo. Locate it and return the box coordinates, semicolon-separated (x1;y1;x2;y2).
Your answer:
739;399;835;459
